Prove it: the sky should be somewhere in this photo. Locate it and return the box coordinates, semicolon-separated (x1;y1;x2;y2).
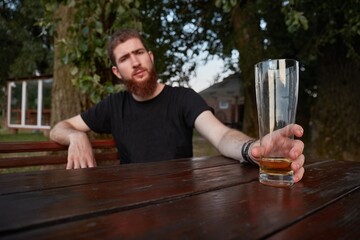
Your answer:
188;56;236;93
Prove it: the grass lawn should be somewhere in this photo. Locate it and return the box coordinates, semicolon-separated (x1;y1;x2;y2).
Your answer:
0;131;49;142
192;130;219;157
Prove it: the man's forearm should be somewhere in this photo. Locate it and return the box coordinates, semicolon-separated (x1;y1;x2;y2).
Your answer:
50;121;88;145
50;119;96;169
217;129;258;163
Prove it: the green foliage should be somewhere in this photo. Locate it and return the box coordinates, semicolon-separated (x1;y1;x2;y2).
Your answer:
216;0;359;64
215;0;238;13
0;0;52;81
282;7;308;32
138;0;238;83
214;0;360;102
40;0;238;103
42;0;145;103
282;0;360;63
4;0;359;101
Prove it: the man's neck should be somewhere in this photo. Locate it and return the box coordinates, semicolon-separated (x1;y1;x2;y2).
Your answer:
132;83;165;102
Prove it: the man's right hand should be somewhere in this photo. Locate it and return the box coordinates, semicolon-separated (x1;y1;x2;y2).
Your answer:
49;115;97;169
67;133;97;169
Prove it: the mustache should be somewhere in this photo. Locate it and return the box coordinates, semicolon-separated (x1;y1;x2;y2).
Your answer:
132;67;148;76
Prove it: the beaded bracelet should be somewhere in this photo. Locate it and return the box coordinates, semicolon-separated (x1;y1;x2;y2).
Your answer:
241;139;257;165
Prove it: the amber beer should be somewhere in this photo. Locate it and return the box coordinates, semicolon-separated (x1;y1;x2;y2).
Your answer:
259;158;293;186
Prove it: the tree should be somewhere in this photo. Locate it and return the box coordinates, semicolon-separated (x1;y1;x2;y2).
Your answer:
43;0;144;125
50;5;84;124
285;0;360;160
0;0;52;80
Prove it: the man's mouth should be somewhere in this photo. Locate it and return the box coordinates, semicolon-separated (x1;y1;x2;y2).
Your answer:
133;68;147;78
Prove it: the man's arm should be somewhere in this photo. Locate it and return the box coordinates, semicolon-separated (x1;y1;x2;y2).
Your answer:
50;115;96;169
194;110;305;183
194;110;255;162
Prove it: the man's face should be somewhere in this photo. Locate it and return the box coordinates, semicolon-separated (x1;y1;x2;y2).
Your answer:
111;38;158;98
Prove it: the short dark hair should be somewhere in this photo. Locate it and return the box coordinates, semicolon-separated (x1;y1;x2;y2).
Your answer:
107;29;147;66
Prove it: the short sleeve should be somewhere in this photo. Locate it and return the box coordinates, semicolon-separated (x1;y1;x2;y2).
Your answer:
181;88;213;128
81;95;113;134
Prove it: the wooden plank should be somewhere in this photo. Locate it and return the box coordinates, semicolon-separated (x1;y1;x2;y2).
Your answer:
0;160;359;239
0;156;321;194
0;156;238;195
0;157;252;234
267;188;360;239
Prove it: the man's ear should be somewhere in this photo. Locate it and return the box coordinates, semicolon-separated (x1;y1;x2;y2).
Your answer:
111;66;122;80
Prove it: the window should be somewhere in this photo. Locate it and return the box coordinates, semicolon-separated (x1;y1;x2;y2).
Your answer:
7;77;52;130
219;100;229;109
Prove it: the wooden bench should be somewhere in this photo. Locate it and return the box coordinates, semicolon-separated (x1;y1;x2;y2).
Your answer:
0;139;118;169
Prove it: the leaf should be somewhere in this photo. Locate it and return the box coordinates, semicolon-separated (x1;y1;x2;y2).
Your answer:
299;15;309;30
82;26;89;36
117;5;125;14
95;21;103;34
93;74;101;84
70;67;78;76
215;0;222;8
68;0;76;8
230;0;238;7
62;55;69;65
95;48;103;57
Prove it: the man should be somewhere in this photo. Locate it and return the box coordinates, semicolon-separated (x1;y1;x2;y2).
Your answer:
50;29;305;182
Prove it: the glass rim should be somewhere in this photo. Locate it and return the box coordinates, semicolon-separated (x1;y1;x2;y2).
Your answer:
255;58;298;66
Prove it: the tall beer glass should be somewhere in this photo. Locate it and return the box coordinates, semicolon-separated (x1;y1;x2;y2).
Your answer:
255;59;299;187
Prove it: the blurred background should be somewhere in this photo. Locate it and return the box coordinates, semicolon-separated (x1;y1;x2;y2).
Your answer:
1;0;359;161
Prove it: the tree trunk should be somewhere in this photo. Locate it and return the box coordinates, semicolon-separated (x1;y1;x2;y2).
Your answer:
231;3;265;138
310;55;360;161
51;5;86;127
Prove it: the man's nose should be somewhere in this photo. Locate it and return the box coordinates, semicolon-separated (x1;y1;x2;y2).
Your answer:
130;55;140;67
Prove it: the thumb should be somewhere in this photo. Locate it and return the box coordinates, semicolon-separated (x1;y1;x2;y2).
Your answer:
251;145;264;160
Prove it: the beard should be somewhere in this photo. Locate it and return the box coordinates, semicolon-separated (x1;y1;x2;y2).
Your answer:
123;66;158;99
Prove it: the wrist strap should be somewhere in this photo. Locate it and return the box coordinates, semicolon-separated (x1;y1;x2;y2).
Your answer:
241;139;257;165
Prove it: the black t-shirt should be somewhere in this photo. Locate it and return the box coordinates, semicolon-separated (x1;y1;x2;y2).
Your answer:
81;85;212;164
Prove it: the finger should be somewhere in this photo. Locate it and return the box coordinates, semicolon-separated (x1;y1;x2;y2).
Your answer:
291;154;305;171
88;159;97;168
293;167;305;183
251;145;264;159
289;139;304;160
279;124;304;138
73;160;80;169
84;152;96;168
66;157;74;170
293;124;304;138
86;158;95;168
80;159;88;168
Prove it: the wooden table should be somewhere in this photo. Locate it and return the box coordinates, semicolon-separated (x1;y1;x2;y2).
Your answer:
0;156;359;239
